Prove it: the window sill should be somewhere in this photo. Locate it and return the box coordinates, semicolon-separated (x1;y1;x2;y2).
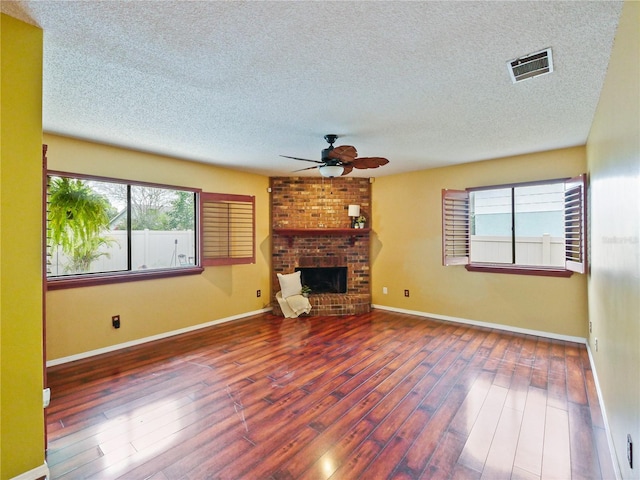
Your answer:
46;266;204;290
465;264;573;277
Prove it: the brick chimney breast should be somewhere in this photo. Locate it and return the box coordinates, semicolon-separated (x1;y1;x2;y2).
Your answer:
270;177;371;316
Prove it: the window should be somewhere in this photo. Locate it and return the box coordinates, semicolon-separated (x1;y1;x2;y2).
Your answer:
46;172;201;288
442;175;587;276
201;193;255;266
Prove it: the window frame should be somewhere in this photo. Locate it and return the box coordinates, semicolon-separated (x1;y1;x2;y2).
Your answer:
46;170;204;290
442;175;587;277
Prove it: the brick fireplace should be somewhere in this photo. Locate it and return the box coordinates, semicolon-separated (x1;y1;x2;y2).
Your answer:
270;177;371;316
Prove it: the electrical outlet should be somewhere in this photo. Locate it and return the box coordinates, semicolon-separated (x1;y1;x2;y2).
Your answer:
404;289;410;297
383;287;388;294
112;315;120;329
589;321;592;333
628;434;633;469
257;289;261;297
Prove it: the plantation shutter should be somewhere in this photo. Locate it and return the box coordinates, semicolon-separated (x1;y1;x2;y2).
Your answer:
442;189;470;266
564;174;587;274
201;192;255;266
44;146;54;277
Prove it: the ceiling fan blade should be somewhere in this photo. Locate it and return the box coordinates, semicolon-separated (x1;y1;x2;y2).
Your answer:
292;165;320;172
341;165;354;176
328;145;357;163
350;157;390;169
280;155;323;164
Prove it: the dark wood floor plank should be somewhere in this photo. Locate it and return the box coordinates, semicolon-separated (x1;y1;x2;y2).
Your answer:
530;337;550;389
566;349;589;406
401;378;470;476
45;311;613;479
568;401;605;479
328;438;383;480
584;368;605;430
373;405;433;479
215;334;421;479
273;342;431;478
423;429;468;480
230;426;318;480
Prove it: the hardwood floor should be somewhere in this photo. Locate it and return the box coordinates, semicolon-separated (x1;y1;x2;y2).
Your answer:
46;310;615;479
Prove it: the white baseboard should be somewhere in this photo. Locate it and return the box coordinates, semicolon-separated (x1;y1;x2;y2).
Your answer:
46;307;272;367
371;304;586;344
10;461;49;480
586;344;622;479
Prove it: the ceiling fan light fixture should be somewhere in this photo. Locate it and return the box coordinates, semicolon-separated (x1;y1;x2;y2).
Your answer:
319;165;344;178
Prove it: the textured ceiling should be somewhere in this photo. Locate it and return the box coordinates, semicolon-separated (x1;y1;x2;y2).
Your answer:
2;1;623;177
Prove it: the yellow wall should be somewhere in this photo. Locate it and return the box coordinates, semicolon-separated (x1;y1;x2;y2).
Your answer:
0;14;46;479
44;134;271;361
372;147;588;338
586;1;639;477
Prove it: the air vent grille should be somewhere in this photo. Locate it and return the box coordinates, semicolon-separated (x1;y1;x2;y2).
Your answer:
508;48;553;83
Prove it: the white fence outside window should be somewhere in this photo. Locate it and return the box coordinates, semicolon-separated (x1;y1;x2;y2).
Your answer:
470;234;565;267
48;229;196;276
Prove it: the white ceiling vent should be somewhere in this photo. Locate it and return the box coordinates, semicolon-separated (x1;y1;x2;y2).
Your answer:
508;48;553;83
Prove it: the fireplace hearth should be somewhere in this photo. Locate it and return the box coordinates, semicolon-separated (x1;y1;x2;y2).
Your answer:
295;267;347;294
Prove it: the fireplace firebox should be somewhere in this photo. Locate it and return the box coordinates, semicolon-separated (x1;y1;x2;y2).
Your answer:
295;267;347;294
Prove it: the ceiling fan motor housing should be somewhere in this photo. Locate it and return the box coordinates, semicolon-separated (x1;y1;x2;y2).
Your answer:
322;134;339;163
321;148;340;165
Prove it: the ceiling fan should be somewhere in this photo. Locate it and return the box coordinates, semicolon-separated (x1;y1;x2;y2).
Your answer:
281;134;390;177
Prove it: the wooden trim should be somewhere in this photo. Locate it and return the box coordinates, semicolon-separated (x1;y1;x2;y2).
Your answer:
46;266;204;290
273;228;370;235
467;176;569;192
202;192;254;203
205;257;255;266
465;263;573;277
273;228;370;247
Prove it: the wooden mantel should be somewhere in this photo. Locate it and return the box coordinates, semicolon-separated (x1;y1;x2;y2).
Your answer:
273;228;370;246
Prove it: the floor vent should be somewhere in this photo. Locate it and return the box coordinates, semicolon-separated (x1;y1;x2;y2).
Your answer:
508;48;553;83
